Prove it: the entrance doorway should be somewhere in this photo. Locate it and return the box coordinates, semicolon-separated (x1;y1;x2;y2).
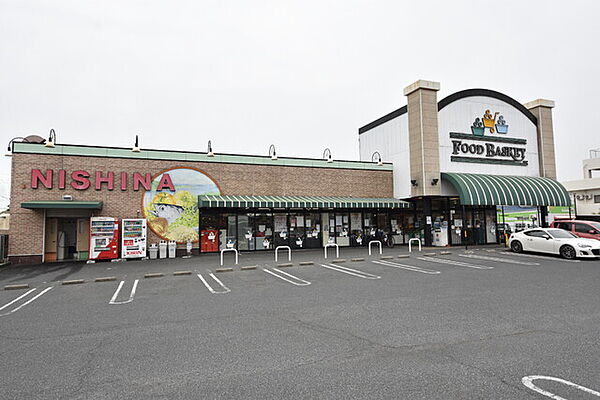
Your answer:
44;216;90;262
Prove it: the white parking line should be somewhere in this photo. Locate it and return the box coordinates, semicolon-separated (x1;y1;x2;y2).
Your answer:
263;267;311;286
0;287;53;316
503;252;581;263
197;273;231;294
109;280;139;305
522;375;600;399
417;257;493;269
372;260;440;274
459;254;540;266
318;263;381;279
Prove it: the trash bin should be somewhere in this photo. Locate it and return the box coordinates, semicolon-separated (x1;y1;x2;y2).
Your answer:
159;240;167;259
148;243;158;260
168;240;176;258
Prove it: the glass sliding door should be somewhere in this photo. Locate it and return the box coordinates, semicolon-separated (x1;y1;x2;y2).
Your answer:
303;212;321;249
254;212;273;250
273;213;289;248
289;213;306;249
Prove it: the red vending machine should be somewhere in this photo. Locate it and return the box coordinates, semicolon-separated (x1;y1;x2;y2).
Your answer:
89;217;120;260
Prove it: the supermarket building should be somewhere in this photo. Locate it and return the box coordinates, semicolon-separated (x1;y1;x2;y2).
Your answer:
7;79;571;265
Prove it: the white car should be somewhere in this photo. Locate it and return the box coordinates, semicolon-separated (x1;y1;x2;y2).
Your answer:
509;228;600;259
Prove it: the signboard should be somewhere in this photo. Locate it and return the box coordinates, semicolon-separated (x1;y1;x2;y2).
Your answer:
449;109;528;167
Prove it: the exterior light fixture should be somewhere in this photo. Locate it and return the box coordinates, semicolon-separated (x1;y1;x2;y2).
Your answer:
371;151;383;166
269;144;277;160
45;129;56;148
132;135;141;152
411;179;418;187
431;178;439;186
6;136;26;157
207;140;215;157
323;148;333;163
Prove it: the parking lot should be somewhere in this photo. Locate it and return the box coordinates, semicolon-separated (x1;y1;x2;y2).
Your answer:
1;246;600;399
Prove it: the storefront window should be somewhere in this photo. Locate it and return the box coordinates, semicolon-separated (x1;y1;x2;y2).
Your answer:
289;213;306;249
485;207;497;244
350;212;363;246
237;214;254;251
273;213;288;248
254;212;273;250
335;213;350;247
303;212;321;249
200;213;237;252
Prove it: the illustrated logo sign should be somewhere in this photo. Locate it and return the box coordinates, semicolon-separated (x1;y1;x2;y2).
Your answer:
450;109;527;166
142;167;220;243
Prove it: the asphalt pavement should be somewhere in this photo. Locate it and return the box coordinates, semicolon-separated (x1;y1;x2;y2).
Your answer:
1;245;599;399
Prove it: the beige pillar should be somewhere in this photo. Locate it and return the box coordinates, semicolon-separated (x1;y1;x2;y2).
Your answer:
524;99;557;179
404;79;441;197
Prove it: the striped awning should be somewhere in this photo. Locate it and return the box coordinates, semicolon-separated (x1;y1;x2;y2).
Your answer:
198;195;410;209
441;172;571;206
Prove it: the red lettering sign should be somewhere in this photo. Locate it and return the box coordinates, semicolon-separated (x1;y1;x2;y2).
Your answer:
58;169;66;190
120;172;127;191
70;170;90;190
31;169;53;189
95;171;114;190
156;173;175;191
133;173;151;191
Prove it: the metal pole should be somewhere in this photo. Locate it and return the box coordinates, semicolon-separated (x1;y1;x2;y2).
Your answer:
462;204;467;251
573;194;578;219
502;206;506;247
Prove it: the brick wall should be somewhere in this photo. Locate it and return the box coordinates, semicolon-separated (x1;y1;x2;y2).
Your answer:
9;152;393;263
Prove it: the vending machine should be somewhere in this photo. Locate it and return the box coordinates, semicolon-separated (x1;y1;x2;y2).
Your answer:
89;217;120;260
121;219;147;259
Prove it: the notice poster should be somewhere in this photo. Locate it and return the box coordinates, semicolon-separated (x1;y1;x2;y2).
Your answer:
342;215;349;224
290;217;297;227
297;216;304;227
454;219;463;228
305;219;311;227
274;215;287;232
335;216;343;226
258;225;266;233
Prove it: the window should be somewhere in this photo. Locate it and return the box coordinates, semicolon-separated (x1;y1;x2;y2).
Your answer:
547;229;577;239
595;195;600;203
575;223;592;233
557;222;572;231
524;230;548;238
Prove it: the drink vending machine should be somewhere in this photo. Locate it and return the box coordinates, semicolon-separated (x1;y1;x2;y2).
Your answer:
89;217;120;260
121;219;147;259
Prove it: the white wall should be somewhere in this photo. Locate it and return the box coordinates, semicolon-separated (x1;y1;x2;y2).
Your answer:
359;113;410;199
437;96;540;192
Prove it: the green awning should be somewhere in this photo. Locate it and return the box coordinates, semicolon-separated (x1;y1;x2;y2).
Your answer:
21;200;103;209
441;173;571;206
198;195;410;209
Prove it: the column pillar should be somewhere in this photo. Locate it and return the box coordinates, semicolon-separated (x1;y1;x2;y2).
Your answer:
524;99;556;179
404;80;441;197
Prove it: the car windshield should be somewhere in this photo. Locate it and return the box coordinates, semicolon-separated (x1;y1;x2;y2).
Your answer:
547;229;577;239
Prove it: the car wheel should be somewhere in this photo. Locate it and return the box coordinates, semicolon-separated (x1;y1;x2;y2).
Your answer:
511;240;522;253
560;245;576;259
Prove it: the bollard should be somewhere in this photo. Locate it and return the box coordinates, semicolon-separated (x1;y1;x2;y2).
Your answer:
275;245;291;262
368;240;382;256
324;243;339;259
220;248;239;266
408;238;422;253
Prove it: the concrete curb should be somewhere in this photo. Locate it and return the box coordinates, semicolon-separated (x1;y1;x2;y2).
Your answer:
351;258;365;262
62;279;85;285
380;256;394;260
397;255;410;258
215;268;234;273
277;263;293;268
332;259;346;263
4;284;30;290
299;261;314;266
440;251;452;255
241;266;257;271
423;253;436;257
173;271;192;276
144;273;164;278
94;276;117;282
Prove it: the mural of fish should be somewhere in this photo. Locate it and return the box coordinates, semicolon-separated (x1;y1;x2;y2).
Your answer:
149;203;185;224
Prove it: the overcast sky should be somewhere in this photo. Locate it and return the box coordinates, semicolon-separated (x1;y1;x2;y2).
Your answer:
1;0;599;210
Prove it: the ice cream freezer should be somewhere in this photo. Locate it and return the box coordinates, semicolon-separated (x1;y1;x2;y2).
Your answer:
121;218;147;259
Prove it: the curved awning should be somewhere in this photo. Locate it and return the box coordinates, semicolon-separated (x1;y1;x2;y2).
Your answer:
199;195;410;209
441;173;571;206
